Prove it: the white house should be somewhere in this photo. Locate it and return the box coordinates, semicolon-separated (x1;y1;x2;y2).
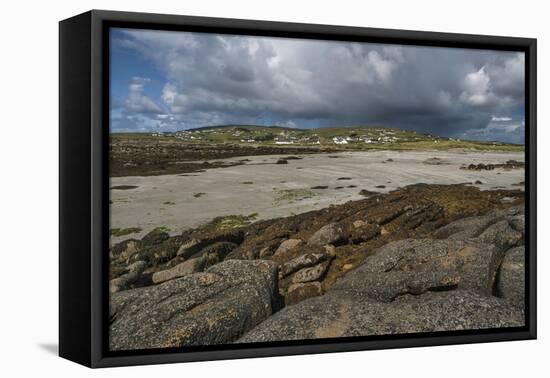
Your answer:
333;137;348;145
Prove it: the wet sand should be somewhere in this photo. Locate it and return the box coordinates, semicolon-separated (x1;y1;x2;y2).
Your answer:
110;149;524;243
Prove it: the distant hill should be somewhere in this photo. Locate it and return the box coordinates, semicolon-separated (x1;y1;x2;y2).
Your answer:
187;124;301;132
113;124;523;152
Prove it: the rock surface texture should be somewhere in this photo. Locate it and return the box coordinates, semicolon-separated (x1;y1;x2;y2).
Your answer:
109;184;526;349
239;203;525;343
238;290;523;342
110;260;278;350
497;246;525;308
330;238;501;301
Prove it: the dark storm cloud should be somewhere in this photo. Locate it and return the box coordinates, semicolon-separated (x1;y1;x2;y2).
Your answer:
112;29;525;143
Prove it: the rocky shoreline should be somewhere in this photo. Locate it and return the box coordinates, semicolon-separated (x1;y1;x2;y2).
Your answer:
110;139;338;177
109;184;525;351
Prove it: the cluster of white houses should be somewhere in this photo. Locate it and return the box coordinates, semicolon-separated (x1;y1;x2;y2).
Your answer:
148;128;453;146
332;134;399;145
273;133;321;145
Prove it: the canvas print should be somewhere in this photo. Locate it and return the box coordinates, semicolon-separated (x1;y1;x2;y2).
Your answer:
108;28;526;351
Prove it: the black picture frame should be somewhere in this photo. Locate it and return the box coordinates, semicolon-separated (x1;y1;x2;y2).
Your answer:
59;9;537;368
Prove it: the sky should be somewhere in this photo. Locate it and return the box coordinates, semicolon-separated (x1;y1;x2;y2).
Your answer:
110;28;525;144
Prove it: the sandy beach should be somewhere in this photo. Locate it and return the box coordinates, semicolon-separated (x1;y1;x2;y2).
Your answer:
110;149;524;243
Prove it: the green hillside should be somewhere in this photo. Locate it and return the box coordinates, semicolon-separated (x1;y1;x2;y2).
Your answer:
112;125;523;152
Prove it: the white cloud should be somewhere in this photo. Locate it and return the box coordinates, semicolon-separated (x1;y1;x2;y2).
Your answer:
460;66;492;106
459;53;524;109
120;31;407;122
366;50;398;82
491;116;513;122
125;77;163;113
